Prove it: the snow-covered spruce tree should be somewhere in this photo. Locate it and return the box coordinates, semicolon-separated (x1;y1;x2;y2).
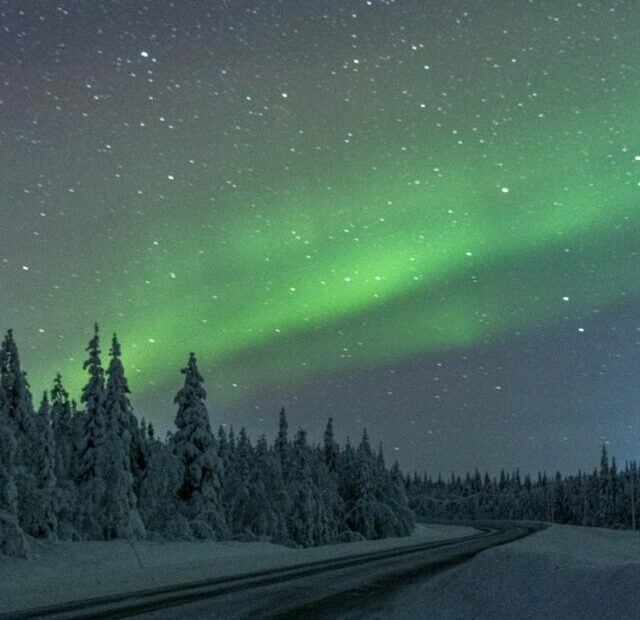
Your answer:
49;373;78;538
226;427;237;467
0;330;37;464
566;473;584;524
336;437;362;540
284;428;340;547
217;425;230;467
371;445;413;535
222;427;255;537
228;426;237;447
597;444;612;526
551;471;568;524
170;352;228;539
146;420;155;441
138;436;183;538
100;334;145;539
50;373;73;481
385;460;414;535
224;428;246;535
0;412;29;557
0;331;29;556
103;339;148;501
323;418;339;474
311;444;344;544
344;429;411;540
274;406;290;471
251;434;289;543
69;397;81;468
628;461;638;530
0;330;43;539
74;323;107;539
308;418;345;542
0;425;17;517
217;425;232;501
586;468;600;526
285;429;316;547
130;418;149;499
103;335;134;454
218;425;232;523
19;392;58;539
609;456;619;526
345;429;377;538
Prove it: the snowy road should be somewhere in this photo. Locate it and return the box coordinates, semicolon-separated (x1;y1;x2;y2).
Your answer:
339;524;640;620
1;523;537;620
137;524;536;620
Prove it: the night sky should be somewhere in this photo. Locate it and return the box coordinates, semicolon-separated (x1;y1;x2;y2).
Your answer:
1;0;639;476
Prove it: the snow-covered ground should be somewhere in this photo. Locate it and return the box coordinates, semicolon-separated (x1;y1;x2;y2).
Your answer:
336;524;640;620
0;523;476;614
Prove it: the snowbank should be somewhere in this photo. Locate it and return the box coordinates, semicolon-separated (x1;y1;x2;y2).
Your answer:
0;523;476;614
360;524;640;620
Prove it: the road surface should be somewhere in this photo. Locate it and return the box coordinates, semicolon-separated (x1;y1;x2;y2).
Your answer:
1;523;542;620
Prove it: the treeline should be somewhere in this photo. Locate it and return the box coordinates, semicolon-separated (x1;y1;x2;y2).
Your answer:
406;446;639;530
0;326;413;557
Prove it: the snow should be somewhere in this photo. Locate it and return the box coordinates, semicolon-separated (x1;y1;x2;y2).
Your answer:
0;523;476;614
338;524;640;620
4;522;637;619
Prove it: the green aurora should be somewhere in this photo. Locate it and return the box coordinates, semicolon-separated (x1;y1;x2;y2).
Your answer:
1;1;639;456
27;102;640;401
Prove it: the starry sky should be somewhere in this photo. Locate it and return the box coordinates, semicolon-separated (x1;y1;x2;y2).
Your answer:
1;0;639;475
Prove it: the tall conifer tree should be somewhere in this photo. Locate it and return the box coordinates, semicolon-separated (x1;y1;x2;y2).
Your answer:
0;331;39;537
75;324;107;539
50;374;73;480
101;334;145;539
323;417;339;474
170;353;227;539
0;330;36;461
275;406;289;468
49;373;79;539
22;393;58;539
76;324;105;484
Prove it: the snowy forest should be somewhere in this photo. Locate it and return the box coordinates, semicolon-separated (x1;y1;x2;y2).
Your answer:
0;326;413;557
0;325;637;560
407;445;639;530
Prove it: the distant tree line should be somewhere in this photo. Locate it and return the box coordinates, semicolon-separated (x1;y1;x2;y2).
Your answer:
0;326;413;557
406;446;638;530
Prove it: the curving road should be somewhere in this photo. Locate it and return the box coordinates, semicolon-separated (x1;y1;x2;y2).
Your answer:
1;523;543;620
